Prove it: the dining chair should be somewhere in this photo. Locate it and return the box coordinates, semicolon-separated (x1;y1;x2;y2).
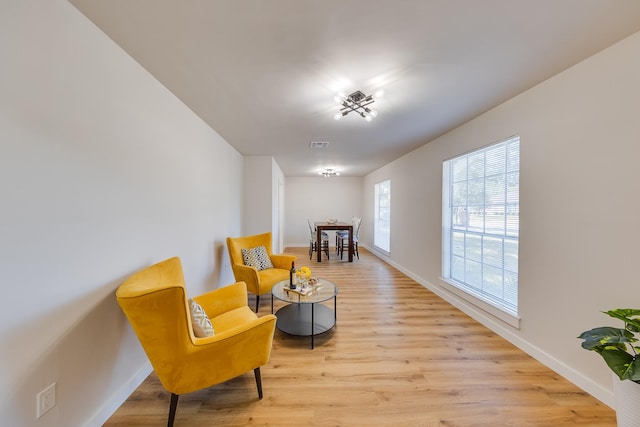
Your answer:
337;216;362;260
307;217;330;260
335;216;357;254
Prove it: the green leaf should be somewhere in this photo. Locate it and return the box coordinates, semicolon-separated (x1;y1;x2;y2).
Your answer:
605;309;640;332
579;309;640;382
629;360;640;382
578;327;634;351
601;349;640;381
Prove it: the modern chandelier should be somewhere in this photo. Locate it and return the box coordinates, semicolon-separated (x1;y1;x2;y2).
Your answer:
319;168;340;177
334;90;382;122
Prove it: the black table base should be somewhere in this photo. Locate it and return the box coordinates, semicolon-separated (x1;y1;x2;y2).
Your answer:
275;303;336;348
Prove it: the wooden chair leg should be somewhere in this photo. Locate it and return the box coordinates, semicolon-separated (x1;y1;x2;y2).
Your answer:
254;367;263;399
255;294;260;313
168;393;179;427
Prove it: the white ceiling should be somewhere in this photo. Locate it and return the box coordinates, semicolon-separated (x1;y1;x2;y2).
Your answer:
69;0;640;177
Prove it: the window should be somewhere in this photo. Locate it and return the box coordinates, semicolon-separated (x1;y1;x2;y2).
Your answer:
374;179;391;253
442;136;519;316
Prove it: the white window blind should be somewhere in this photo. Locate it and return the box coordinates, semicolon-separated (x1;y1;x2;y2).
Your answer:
442;136;520;315
374;179;391;253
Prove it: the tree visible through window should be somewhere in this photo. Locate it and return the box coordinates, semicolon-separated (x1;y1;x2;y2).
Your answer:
374;179;391;253
442;136;520;315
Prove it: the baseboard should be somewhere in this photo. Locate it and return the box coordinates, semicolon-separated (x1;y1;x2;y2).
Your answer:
360;244;615;409
82;361;152;427
285;243;310;248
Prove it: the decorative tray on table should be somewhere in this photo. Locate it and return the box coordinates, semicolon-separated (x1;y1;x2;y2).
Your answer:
284;281;323;296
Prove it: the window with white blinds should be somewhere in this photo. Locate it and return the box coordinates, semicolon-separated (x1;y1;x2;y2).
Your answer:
374;179;391;253
442;136;520;315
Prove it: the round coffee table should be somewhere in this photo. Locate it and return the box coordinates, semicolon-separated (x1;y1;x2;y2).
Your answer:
271;279;338;349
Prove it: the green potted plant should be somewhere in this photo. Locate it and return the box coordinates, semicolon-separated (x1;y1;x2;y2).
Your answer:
578;308;640;427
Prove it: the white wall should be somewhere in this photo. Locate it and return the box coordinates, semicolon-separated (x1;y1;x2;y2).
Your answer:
272;158;286;253
2;2;636;425
242;156;285;253
0;1;242;426
363;31;640;407
243;156;271;237
285;176;363;248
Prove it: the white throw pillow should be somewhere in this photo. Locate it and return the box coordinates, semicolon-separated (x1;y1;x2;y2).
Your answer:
188;298;214;337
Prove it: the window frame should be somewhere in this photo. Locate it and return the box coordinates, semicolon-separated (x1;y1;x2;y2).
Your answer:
441;136;520;327
374;179;391;254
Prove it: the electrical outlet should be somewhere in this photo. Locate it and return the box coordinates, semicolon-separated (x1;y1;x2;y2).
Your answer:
37;383;56;418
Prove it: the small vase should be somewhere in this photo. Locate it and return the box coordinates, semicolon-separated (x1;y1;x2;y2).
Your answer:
612;374;640;427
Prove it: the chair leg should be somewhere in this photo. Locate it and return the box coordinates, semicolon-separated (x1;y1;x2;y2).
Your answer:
168;393;179;427
255;294;260;313
254;367;263;399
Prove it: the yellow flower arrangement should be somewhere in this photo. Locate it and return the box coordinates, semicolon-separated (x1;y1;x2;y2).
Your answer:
296;266;311;280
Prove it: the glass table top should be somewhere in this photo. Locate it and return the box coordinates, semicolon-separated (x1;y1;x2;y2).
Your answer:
272;279;338;304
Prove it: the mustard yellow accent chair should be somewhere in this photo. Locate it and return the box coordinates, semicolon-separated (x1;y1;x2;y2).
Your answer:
116;257;276;427
226;232;296;312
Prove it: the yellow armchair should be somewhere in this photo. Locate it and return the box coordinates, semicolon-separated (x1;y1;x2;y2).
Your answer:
116;257;276;427
226;232;297;312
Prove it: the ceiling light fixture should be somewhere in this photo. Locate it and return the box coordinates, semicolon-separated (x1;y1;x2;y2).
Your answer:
334;90;381;122
319;168;340;177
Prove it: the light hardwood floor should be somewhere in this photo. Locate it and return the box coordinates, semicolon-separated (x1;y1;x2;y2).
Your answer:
105;247;615;426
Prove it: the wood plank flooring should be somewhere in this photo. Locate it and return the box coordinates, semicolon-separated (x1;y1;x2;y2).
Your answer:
104;247;615;426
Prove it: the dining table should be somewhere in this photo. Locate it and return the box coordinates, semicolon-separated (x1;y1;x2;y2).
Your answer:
314;221;354;262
